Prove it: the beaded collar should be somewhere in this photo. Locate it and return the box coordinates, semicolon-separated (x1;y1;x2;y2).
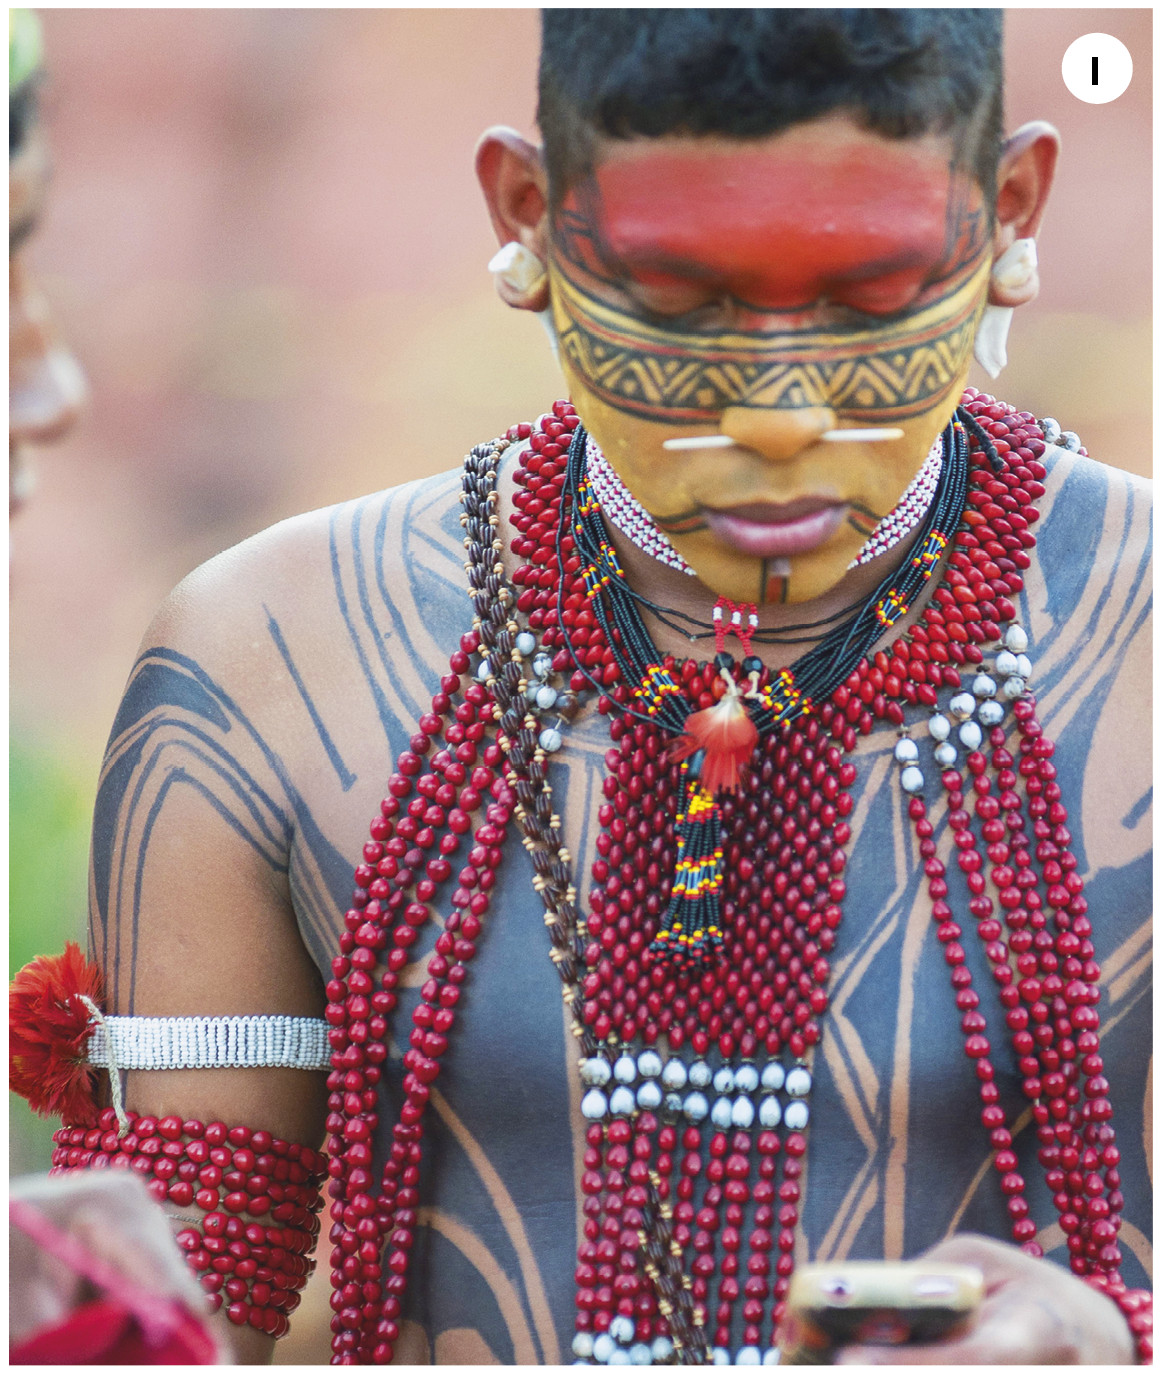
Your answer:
583;431;945;577
317;392;1137;1366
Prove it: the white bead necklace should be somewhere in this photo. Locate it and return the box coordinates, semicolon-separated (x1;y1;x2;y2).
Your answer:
584;432;944;576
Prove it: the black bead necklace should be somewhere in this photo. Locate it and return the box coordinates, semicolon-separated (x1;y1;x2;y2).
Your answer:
555;411;976;967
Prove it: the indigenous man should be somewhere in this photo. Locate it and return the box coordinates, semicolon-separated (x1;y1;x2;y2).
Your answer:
25;9;1150;1366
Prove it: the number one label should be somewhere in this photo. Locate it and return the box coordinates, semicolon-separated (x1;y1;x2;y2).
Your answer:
1062;34;1131;103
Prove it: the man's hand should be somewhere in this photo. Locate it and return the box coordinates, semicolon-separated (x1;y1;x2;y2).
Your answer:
834;1234;1135;1365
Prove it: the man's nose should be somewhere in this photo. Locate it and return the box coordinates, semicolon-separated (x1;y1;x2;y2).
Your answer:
719;405;835;461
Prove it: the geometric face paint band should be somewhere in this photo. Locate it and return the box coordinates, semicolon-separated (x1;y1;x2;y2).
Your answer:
553;254;989;425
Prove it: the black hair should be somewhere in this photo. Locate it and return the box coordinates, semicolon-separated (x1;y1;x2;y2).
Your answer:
10;77;40;158
538;9;1004;206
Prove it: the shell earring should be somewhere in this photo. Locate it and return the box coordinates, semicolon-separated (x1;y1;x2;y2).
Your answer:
488;242;558;362
974;238;1037;379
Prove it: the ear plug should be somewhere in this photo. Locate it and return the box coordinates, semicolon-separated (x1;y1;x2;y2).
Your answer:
974;238;1037;379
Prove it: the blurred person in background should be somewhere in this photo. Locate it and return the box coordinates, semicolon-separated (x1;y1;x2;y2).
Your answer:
9;6;86;521
10;12;220;1365
10;9;1150;1367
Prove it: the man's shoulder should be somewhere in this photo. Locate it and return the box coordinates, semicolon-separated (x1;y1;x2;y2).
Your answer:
1041;443;1151;506
1038;446;1151;578
145;466;468;670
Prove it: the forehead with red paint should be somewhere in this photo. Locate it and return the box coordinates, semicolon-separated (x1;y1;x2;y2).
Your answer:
567;123;980;315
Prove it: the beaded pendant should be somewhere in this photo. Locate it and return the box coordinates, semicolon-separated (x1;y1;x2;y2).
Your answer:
562;415;971;973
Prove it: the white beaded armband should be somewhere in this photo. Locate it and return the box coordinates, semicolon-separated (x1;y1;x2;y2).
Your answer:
86;1015;330;1072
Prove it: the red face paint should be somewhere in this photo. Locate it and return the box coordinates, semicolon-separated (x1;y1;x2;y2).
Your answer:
565;133;984;317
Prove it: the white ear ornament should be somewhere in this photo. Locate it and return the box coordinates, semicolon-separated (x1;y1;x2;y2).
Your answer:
487;241;559;363
487;241;547;294
973;238;1037;380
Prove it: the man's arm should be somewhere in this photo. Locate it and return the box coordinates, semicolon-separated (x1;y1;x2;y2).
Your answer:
88;534;334;1363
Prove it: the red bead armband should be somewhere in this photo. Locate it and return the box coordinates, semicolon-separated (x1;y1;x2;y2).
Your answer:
50;1107;326;1339
1086;1272;1153;1364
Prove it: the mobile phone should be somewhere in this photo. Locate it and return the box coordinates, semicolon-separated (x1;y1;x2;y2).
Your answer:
779;1260;985;1365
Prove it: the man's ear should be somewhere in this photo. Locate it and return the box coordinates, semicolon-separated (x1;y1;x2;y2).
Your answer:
475;127;551;311
989;121;1060;307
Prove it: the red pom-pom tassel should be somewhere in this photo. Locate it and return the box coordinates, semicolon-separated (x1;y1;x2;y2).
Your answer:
669;689;759;795
10;942;104;1125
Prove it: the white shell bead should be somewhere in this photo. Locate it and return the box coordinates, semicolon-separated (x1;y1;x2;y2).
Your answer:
661;1059;688;1090
784;1100;810;1130
629;1345;653;1366
581;1088;608;1119
763;1349;781;1365
758;1096;783;1128
683;1091;709;1121
711;1097;734;1129
900;765;925;794
928;714;951;741
972;674;997;698
651;1338;674;1363
1005;624;1028;652
731;1096;755;1129
734;1064;760;1094
609;1316;635;1343
894;738;919;764
689;1061;713;1088
614;1054;637;1084
593;1332;616;1363
1015;653;1032;679
994;651;1019;677
958;721;983;751
581;1057;611;1086
737;1348;762;1366
539;727;563;753
535;685;558;710
663;1093;684;1116
609;1086;636;1116
476;659;492;682
713;1066;735;1094
608;1351;632;1366
637;1050;663;1079
516;631;537;656
636;1081;662;1110
934;742;957;767
949;692;976;720
712;1350;731;1366
785;1066;812;1097
978;700;1005;727
1002;675;1026;700
573;1333;595;1358
532;654;553;677
761;1062;786;1091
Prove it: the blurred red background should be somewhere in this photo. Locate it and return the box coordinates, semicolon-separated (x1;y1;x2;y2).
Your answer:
9;9;1150;1362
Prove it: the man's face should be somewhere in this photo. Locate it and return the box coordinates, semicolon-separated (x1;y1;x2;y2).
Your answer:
10;113;86;519
547;115;990;605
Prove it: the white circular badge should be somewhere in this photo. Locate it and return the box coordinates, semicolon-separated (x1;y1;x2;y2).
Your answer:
1062;33;1132;104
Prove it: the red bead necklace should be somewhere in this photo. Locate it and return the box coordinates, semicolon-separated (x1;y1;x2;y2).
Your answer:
317;394;1148;1366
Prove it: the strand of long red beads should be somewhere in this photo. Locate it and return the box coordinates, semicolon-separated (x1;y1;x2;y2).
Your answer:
323;415;594;1362
890;398;1149;1361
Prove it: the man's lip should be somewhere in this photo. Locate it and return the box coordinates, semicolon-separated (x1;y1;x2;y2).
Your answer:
702;500;846;558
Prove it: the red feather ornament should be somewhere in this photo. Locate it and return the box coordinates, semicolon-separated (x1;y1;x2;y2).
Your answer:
10;942;104;1125
668;679;759;795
